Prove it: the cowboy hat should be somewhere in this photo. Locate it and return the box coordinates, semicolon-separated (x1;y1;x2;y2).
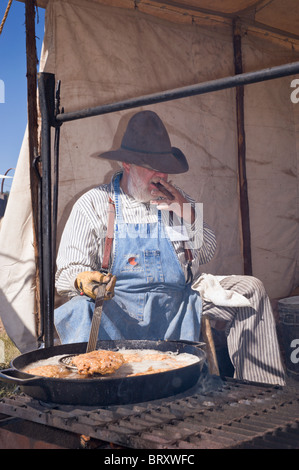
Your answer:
98;110;189;174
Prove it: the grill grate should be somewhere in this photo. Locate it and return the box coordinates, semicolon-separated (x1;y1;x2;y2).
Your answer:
0;378;298;449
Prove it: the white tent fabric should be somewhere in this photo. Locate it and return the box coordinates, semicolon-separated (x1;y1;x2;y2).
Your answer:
0;128;37;351
0;0;298;351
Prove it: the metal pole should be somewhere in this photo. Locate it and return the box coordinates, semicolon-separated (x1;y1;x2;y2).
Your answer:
56;61;299;124
53;81;62;299
38;72;56;348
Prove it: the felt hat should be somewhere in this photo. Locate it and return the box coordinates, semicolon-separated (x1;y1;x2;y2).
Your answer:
98;110;189;174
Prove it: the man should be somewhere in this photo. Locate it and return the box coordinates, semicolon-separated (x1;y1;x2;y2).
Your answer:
55;110;285;385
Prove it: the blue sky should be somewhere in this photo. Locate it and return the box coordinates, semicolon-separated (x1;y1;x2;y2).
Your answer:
0;1;45;192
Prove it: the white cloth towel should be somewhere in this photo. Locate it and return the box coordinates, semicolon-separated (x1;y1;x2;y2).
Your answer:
192;273;251;307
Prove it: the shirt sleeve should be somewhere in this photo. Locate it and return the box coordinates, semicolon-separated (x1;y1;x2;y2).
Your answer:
55;193;106;297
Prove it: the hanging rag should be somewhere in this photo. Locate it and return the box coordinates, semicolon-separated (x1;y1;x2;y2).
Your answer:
192;273;251;308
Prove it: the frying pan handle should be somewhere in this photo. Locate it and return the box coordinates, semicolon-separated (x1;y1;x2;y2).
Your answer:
166;339;206;349
0;368;41;385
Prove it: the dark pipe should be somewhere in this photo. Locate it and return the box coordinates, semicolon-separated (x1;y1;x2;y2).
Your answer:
52;81;62;303
38;73;56;348
55;61;299;123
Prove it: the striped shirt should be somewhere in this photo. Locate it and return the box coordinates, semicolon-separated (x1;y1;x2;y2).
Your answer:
55;172;217;297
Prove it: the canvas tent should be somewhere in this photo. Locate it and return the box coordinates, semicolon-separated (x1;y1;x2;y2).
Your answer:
0;0;299;353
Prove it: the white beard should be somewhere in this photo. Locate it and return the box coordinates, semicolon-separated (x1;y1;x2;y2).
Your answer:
126;170;152;203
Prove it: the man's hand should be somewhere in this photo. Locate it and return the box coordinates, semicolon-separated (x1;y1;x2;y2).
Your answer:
76;271;116;300
151;179;195;224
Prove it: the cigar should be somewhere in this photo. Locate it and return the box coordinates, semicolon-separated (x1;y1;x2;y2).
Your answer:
152;182;175;200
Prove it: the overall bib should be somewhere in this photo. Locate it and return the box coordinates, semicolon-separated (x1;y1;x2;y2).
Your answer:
54;174;202;343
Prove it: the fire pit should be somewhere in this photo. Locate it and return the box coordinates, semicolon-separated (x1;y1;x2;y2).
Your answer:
0;368;298;449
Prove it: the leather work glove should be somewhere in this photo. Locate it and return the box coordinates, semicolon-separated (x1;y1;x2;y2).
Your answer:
76;271;116;300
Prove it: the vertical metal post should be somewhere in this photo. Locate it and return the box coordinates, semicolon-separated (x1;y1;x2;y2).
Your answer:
53;81;62;291
37;72;56;348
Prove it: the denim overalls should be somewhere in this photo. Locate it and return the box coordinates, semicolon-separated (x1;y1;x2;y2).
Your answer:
54;174;202;343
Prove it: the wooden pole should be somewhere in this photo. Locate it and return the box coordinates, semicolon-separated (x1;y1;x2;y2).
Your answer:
25;0;41;338
233;19;253;275
201;317;220;376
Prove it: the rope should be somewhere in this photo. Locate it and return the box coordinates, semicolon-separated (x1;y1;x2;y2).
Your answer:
0;0;13;36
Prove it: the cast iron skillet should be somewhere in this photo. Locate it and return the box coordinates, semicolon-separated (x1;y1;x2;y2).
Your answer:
0;340;206;406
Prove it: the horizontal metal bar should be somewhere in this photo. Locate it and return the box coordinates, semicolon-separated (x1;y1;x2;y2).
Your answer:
56;61;299;124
